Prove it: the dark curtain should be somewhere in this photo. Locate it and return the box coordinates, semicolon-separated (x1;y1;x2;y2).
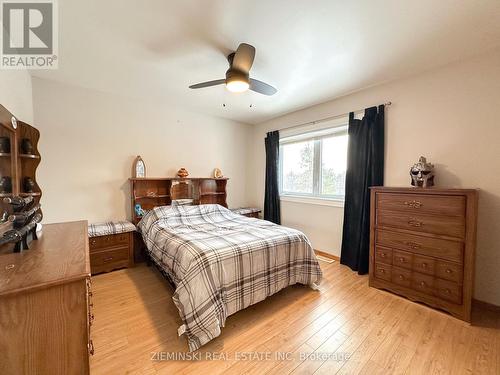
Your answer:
264;131;281;224
340;105;384;274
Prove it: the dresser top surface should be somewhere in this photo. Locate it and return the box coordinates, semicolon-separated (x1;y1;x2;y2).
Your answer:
0;220;90;297
370;186;478;194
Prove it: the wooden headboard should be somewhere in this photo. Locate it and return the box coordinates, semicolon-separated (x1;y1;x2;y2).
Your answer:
129;177;228;224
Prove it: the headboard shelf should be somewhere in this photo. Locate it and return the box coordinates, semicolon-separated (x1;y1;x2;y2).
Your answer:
130;177;228;224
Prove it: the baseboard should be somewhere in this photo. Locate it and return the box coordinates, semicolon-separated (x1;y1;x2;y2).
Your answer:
314;249;340;261
472;298;500;313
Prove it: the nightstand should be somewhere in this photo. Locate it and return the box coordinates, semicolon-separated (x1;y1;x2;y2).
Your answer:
88;221;135;274
230;207;262;218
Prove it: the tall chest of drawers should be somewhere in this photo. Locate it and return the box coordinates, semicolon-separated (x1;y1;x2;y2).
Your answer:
369;187;478;322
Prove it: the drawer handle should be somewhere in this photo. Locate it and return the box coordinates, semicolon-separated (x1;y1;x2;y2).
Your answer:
88;340;95;356
408;219;423;227
420;281;426;287
380;269;385;274
421;263;427;268
91;239;97;245
404;200;423;209
103;257;114;263
380;253;386;258
405;241;421;249
398;275;405;280
445;269;453;274
398;257;405;263
443;288;451;294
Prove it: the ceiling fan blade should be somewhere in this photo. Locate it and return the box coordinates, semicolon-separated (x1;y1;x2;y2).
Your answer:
249;78;277;96
232;43;255;73
189;79;225;89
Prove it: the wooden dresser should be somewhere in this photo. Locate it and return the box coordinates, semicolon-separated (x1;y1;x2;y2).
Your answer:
0;221;92;374
369;187;478;322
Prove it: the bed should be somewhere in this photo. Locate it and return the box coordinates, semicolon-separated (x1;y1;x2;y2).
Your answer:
138;204;323;351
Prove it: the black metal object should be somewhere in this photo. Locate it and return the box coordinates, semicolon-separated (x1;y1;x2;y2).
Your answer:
0;196;41;252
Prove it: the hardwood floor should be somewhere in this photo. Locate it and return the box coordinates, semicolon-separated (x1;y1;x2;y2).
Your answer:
89;261;499;375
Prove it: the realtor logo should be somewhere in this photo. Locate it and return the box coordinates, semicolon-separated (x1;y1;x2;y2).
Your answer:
1;0;58;69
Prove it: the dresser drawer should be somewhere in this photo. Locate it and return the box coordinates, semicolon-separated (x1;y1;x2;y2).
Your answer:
374;263;391;281
89;233;130;251
391;266;412;288
377;210;465;239
376;230;463;263
412;254;435;276
412;272;434;296
392;249;412;270
90;247;129;274
435;279;462;304
376;193;466;217
375;246;392;264
435;260;463;283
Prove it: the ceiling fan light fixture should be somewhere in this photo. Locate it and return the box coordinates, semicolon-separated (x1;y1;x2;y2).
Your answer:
226;79;249;93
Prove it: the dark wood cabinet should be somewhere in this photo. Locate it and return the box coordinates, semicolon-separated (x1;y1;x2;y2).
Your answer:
369;187;478;322
89;231;134;274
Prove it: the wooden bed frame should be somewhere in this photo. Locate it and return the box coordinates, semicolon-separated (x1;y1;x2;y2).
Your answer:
130;176;229;263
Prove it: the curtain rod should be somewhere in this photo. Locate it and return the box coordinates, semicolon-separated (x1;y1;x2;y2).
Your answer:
274;101;392;133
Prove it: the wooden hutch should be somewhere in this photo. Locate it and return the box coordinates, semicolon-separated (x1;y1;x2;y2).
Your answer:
0;105;42;252
130;177;228;224
0;105;42;206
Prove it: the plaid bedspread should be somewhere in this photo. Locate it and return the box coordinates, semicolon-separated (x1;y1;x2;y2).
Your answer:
138;204;322;351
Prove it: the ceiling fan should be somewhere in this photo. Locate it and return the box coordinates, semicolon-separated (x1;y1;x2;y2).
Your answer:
189;43;277;96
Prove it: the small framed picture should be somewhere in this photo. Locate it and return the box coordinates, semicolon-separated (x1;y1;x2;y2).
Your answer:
133;155;146;178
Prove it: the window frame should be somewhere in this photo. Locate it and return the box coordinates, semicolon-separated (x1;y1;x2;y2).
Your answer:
279;124;348;205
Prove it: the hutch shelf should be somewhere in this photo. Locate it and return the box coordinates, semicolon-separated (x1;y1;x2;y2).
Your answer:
130;177;228;224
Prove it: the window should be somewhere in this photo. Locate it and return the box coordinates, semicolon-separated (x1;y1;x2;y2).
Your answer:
279;124;348;202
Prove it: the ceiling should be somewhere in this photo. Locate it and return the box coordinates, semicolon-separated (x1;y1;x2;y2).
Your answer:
32;0;500;124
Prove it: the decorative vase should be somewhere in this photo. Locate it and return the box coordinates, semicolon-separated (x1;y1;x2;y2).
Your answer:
23;177;35;193
177;168;189;178
0;176;12;193
20;138;34;155
0;137;10;153
213;168;223;179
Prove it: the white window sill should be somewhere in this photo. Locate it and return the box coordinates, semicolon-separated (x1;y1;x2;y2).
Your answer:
280;195;345;208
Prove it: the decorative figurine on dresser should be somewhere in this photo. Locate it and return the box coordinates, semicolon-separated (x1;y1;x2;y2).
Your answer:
410;156;435;187
0;104;43;254
369;186;478;322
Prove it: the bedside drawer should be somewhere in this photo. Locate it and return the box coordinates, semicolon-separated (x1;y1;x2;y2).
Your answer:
375;246;392;264
412;272;434;296
376;230;463;263
376;193;466;217
90;247;130;274
374;263;391;282
391;266;411;288
377;210;465;239
89;233;130;251
392;249;412;270
435;260;463;283
412;254;435;276
436;279;462;304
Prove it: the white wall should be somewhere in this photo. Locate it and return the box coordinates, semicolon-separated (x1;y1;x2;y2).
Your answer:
32;78;253;224
0;70;33;123
249;49;500;305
